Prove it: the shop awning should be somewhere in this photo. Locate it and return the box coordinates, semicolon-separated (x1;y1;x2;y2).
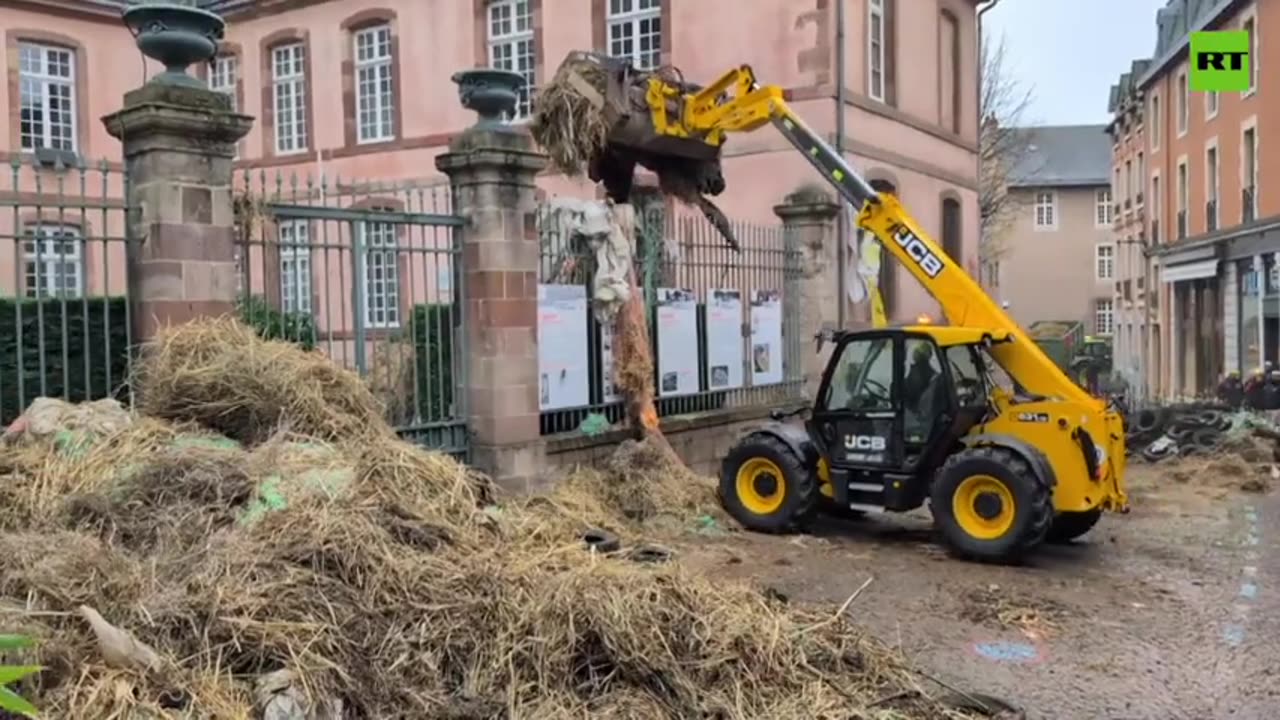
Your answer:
1161;259;1218;283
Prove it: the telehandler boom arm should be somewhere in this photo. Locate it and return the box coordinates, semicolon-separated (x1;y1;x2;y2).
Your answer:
667;64;1101;407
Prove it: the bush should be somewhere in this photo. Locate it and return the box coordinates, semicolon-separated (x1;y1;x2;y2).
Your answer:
236;294;317;351
0;297;130;425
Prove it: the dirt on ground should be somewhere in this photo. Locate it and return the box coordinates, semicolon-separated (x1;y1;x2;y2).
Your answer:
677;457;1280;720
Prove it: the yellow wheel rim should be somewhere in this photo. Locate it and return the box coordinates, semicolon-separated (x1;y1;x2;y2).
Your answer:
952;474;1016;540
735;457;786;515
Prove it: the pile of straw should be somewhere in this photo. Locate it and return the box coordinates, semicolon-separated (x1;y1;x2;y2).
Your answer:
530;57;614;177
133;316;392;445
0;318;985;719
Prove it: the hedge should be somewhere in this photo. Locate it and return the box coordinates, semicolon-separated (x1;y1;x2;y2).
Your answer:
236;294;317;351
0;297;130;425
411;304;455;422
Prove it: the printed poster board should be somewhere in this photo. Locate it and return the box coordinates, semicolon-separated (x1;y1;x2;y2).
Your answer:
600;323;621;403
537;284;590;410
656;287;699;396
750;289;783;385
705;288;744;390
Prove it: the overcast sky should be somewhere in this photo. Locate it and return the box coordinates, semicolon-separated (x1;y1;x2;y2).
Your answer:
984;0;1171;126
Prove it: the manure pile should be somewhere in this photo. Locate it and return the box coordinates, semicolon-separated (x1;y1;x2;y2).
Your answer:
0;317;987;719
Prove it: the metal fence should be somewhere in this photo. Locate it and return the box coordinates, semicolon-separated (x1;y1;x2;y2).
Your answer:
537;199;804;436
233;170;467;458
0;155;133;425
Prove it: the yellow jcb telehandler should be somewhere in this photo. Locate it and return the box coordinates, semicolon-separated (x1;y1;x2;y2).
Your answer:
537;52;1129;563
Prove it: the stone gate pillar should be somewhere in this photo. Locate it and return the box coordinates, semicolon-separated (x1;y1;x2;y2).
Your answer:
103;84;251;340
775;186;840;397
435;69;549;492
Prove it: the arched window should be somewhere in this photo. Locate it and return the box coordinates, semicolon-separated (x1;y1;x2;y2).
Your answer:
941;195;962;263
869;179;897;317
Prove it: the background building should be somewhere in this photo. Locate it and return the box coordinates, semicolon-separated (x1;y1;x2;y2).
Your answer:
991;125;1115;335
1106;0;1272;399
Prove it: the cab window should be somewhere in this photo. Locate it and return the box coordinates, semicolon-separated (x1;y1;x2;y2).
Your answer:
944;345;985;405
824;337;895;411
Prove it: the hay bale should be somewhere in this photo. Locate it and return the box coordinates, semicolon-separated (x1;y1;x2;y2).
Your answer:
133;317;391;445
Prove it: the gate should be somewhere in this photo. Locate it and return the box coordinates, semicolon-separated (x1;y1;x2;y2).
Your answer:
233;173;468;458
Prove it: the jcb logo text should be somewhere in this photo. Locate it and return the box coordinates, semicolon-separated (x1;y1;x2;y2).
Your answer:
890;225;945;279
844;435;887;451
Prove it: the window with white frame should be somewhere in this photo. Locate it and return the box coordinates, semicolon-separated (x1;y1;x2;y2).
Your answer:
1149;93;1160;149
1137;152;1145;203
278;220;312;315
360;215;400;327
1095;298;1114;335
1095;244;1114;280
355;24;394;142
868;0;886;102
1207;144;1219;213
1177;161;1188;214
209;55;238;159
23;224;83;298
1244;125;1258;193
1207;90;1219;118
1096;188;1112;226
1033;190;1056;229
607;0;661;70
1177;72;1188;135
18;42;76;152
1245;16;1257;93
209;55;237;107
272;43;308;154
488;0;536;118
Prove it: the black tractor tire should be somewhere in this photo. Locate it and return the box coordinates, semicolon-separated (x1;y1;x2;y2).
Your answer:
1133;408;1161;433
719;433;818;533
929;446;1053;562
1045;508;1104;544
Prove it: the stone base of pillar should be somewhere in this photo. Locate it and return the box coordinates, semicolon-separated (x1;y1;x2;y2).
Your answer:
471;441;549;496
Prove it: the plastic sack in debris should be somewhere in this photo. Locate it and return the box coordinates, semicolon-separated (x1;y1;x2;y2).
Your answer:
238;441;356;527
2;397;132;456
540;197;634;324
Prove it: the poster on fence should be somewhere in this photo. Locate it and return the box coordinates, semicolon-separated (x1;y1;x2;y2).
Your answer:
537;284;590;410
704;289;744;390
656;288;699;397
600;324;621;403
750;289;784;386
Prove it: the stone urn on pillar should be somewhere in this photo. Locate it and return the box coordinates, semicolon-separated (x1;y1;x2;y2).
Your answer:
451;68;526;130
121;0;224;89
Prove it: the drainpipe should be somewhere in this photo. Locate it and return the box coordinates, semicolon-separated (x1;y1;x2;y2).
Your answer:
977;0;1002;286
835;0;848;327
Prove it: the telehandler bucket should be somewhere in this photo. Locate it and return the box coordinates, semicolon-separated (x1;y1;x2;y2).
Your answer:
530;51;739;249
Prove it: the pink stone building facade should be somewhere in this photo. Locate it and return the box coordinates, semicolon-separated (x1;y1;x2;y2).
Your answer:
2;0;982;329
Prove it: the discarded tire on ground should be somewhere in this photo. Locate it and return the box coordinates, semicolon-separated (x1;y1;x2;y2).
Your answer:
1125;401;1280;463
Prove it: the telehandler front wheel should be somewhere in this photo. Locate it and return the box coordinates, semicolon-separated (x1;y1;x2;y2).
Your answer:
719;434;818;533
930;446;1053;562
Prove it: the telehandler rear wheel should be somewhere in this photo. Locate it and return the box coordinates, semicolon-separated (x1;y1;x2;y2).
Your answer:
929;446;1053;562
1045;508;1103;544
719;434;818;532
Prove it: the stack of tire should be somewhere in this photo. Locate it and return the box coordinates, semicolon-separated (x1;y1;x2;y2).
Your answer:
1125;402;1233;463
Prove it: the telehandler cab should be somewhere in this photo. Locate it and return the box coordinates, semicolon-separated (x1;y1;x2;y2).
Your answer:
541;52;1129;562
